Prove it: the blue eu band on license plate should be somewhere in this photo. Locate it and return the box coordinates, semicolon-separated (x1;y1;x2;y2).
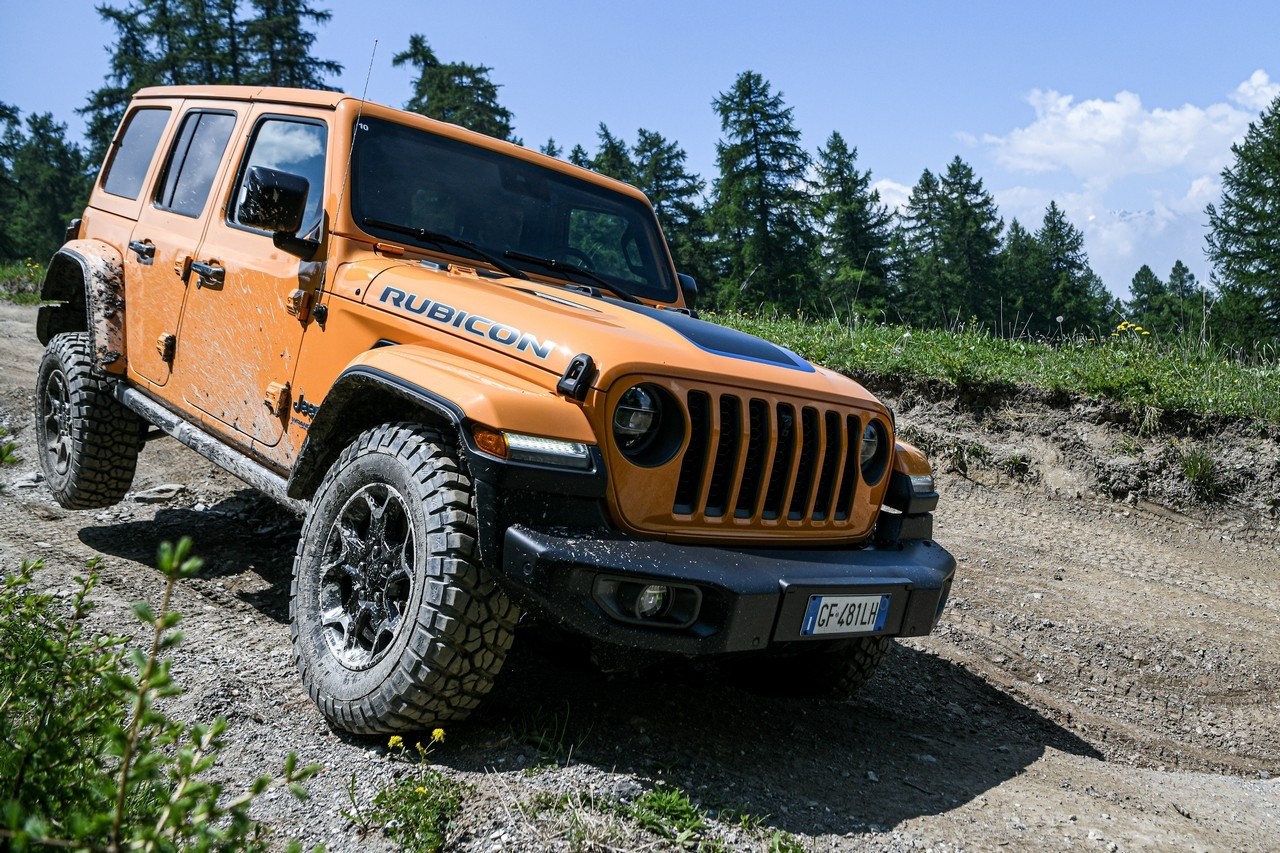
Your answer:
801;593;890;636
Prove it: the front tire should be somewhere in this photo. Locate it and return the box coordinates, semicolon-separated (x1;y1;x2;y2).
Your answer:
290;423;518;734
34;332;145;509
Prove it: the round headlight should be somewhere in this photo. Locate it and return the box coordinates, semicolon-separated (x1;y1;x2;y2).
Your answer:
614;385;661;453
860;420;889;484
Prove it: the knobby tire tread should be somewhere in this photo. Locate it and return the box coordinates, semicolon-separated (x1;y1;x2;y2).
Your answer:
291;422;518;734
36;333;144;509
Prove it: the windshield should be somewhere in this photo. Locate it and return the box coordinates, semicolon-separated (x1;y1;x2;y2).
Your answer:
350;116;678;302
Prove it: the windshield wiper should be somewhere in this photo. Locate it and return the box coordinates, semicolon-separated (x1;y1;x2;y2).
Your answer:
363;218;529;281
504;250;641;304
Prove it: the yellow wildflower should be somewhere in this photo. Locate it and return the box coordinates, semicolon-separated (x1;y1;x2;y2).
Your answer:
388;735;404;749
415;786;427;794
432;727;446;743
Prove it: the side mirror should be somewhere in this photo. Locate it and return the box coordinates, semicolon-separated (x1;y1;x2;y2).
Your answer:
238;165;308;235
677;273;699;316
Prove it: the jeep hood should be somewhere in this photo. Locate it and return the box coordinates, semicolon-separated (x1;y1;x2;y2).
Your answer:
361;263;881;406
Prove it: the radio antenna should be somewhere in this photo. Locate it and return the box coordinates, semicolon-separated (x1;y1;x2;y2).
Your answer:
325;39;378;265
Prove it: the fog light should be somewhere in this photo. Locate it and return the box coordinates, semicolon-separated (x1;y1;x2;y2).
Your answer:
634;584;669;619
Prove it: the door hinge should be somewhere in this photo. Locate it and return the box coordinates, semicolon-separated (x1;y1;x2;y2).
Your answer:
264;381;291;417
156;333;176;363
285;288;314;321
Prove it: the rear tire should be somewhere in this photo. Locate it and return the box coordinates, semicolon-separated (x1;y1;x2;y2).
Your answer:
34;332;145;509
290;423;518;734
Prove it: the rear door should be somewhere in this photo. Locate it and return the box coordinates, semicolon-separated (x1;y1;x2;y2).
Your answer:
169;109;330;459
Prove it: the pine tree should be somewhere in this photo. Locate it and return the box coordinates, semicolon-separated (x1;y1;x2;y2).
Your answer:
1127;260;1206;338
892;168;946;325
1205;92;1280;344
708;71;815;311
997;218;1045;336
539;138;563;158
392;35;515;141
811;131;894;316
589;124;636;184
632;128;709;285
937;156;1002;326
4;114;91;263
1165;260;1205;337
0;103;21;259
1035;201;1107;333
1127;264;1165;328
81;0;341;163
567;145;591;168
243;0;341;89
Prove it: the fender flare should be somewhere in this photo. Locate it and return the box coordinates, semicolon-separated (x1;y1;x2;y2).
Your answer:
286;344;598;500
37;240;127;374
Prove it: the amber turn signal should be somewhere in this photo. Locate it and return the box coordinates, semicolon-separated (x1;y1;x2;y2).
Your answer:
471;425;508;459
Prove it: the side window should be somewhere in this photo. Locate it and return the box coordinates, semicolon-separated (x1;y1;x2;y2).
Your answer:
101;108;171;200
230;118;328;236
155;111;237;218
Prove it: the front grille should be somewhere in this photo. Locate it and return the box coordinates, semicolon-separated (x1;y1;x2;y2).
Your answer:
673;390;868;527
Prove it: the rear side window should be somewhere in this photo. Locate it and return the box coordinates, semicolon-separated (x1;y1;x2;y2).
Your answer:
102;108;171;200
155;111;237;218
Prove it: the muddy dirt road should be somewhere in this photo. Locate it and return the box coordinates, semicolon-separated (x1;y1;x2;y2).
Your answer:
2;301;1278;850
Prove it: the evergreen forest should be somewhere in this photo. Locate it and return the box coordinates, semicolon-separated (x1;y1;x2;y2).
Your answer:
2;0;1279;356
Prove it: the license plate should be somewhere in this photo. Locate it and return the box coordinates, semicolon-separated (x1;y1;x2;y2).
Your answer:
801;593;890;637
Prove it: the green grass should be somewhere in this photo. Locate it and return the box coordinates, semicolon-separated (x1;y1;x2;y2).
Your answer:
0;259;43;305
717;312;1280;423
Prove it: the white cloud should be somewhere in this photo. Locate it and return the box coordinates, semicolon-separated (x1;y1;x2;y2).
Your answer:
872;178;911;213
983;71;1274;189
978;72;1276;297
1231;69;1280;111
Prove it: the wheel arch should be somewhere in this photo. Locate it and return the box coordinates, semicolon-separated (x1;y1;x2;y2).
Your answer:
286;346;599;502
287;366;465;501
36;240;127;375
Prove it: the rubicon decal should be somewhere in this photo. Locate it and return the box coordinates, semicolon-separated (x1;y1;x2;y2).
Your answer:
378;286;555;359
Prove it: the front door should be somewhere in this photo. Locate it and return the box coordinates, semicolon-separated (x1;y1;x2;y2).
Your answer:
170;112;330;459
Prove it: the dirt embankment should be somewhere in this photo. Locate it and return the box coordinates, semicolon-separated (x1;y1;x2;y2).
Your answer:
1;301;1277;851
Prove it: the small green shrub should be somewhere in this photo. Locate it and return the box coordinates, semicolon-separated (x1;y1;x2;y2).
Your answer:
626;783;708;845
370;734;469;853
0;539;318;851
1179;443;1222;501
0;428;16;464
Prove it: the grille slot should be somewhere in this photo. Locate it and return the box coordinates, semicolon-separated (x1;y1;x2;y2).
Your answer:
813;410;844;520
704;395;741;518
788;407;821;520
674;390;711;514
762;403;796;520
835;414;860;519
735;399;771;518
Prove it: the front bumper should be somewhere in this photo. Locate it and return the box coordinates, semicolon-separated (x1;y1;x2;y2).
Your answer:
500;526;956;656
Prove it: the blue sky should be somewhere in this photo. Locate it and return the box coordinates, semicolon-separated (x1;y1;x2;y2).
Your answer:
3;1;1278;300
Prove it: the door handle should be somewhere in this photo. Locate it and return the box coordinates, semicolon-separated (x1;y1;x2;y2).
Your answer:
190;261;225;289
128;240;156;264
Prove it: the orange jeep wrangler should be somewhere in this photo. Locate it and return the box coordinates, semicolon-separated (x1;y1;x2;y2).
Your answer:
35;86;955;734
